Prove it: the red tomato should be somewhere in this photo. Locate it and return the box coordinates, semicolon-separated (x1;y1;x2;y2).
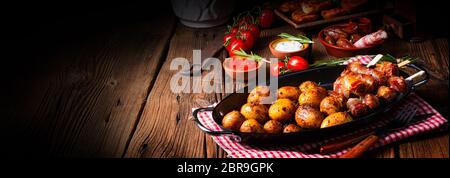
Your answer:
223;33;236;49
228;39;245;57
271;61;285;76
237;15;253;26
230;27;239;34
240;30;255;50
259;9;274;28
247;24;260;39
287;56;309;71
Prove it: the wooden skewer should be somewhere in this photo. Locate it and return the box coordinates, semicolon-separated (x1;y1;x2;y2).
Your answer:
366;54;383;68
406;71;425;81
397;60;411;68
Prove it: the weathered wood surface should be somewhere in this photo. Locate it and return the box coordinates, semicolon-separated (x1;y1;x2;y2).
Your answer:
124;25;228;158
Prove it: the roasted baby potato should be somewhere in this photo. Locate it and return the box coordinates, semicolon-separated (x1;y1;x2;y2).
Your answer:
277;86;300;101
222;111;245;131
240;119;265;133
283;123;302;133
320;112;353;128
240;103;269;124
268;99;296;123
263;120;284;134
299;81;320;93
298;90;326;108
295;105;324;129
247;86;270;104
299;81;327;95
320;96;343;115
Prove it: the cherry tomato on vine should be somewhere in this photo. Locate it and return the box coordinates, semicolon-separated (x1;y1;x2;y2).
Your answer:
258;9;274;29
271;61;286;76
230;27;239;34
246;24;260;39
227;39;245;57
240;30;255;50
224;33;237;50
287;56;309;71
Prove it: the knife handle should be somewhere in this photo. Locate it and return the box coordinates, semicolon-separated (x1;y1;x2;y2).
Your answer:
339;134;380;158
320;130;375;154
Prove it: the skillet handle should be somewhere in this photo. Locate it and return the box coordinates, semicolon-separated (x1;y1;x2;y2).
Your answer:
405;63;429;89
192;107;234;136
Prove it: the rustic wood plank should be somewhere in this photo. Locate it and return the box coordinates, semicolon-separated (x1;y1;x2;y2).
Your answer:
124;24;227;158
3;16;175;157
398;133;449;158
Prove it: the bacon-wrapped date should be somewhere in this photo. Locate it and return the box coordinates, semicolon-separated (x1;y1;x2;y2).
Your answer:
362;94;380;109
341;22;359;34
324;35;335;45
377;86;397;102
336;38;355;48
375;61;398;78
333;73;377;98
346;98;368;117
346;62;386;85
324;28;348;40
388;76;407;93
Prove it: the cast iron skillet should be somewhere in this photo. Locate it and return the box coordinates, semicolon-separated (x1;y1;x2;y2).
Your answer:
193;63;428;145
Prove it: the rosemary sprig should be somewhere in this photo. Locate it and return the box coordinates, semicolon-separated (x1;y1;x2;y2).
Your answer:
232;49;271;63
309;58;350;68
278;33;314;44
309;54;415;68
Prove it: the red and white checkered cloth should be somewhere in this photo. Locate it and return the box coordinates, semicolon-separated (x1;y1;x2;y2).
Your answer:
192;56;448;158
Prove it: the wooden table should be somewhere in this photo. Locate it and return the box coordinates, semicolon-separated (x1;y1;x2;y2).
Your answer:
4;12;448;158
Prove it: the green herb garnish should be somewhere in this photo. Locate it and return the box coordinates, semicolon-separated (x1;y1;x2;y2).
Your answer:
232;49;271;63
278;33;314;44
309;54;415;68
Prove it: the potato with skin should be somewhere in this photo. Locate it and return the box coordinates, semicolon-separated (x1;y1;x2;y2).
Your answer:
240;103;269;124
283;124;302;133
320;96;343;115
247;86;270;104
299;81;320;93
240;119;265;133
263;120;283;134
321;112;353;128
222;111;245;131
277;86;300;101
295;105;324;129
268;99;296;123
298;90;326;108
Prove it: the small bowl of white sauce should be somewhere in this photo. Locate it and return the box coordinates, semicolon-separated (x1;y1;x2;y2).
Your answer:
269;38;310;59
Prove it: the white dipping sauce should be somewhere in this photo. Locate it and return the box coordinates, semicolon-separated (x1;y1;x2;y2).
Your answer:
275;41;303;52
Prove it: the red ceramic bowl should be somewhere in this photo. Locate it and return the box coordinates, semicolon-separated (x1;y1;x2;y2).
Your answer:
223;57;264;81
318;24;382;58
